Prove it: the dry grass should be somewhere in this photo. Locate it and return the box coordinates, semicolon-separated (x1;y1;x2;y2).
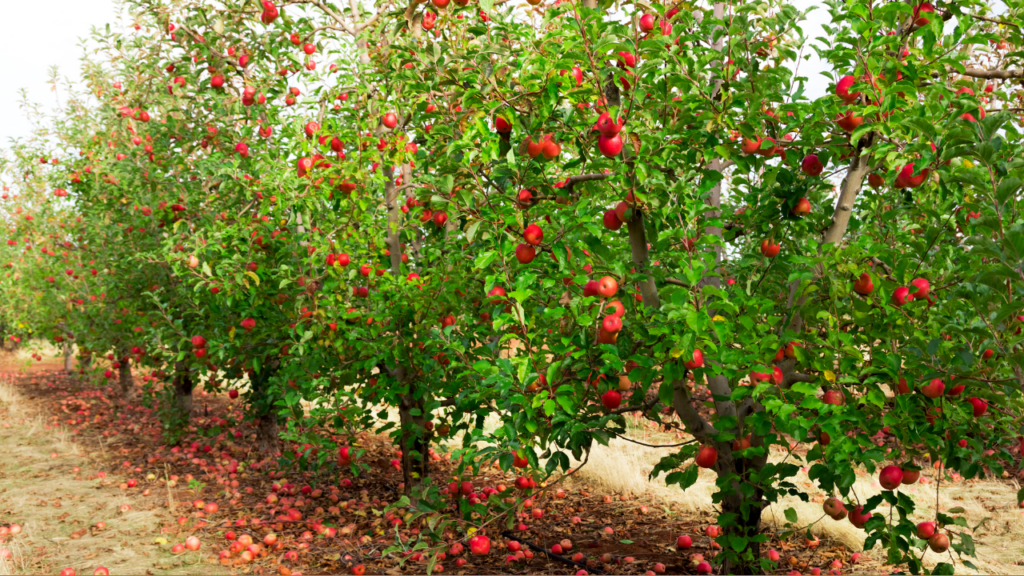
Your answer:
563;418;1024;575
0;372;228;576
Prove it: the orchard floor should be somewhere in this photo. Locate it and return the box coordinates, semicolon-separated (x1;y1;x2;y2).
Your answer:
0;354;1022;575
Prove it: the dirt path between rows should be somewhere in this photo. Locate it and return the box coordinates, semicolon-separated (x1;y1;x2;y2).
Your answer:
0;362;229;576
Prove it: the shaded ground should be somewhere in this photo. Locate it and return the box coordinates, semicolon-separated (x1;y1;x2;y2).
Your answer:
0;356;1020;575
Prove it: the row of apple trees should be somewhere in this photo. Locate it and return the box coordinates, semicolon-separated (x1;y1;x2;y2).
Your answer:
2;0;1023;572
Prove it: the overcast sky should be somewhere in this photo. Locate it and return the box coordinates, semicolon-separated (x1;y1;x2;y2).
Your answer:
0;1;123;147
0;0;829;148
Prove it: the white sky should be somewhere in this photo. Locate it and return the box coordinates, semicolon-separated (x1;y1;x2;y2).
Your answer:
0;0;123;147
0;0;829;147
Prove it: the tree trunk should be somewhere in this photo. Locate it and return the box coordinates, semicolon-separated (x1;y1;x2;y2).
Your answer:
173;361;193;417
118;357;134;399
720;488;764;574
63;344;74;372
256;410;280;454
398;387;429;494
250;361;281;454
381;162;428;493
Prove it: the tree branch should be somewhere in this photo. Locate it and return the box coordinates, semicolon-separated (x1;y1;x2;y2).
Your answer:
290;0;357;35
967;13;1020;29
960;67;1024;80
822;135;875;244
671;381;718;443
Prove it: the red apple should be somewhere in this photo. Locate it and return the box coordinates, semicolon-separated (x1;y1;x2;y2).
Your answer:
760;239;780;258
741;136;762;154
910;278;930;299
896;163;929;189
598;134;623;158
891;287;912;307
523;224;543;245
823;497;847;520
853;273;873;295
639;14;655;32
488;286;507;303
515;244;536;264
921;379;945;399
801;154;824;176
597;276;619;298
823;390;845;406
836;75;860;104
603;209;624;230
879;465;904;490
791;197;811;216
695;445;718;468
601;390;622;410
836;110;864;132
602;315;622;333
914;2;935;26
596;113;623;137
541;139;561;160
469;535;491;555
927;532;949;553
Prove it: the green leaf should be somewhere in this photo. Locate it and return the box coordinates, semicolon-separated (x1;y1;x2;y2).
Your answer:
784;507;798;523
465;220;482;243
729;535;749;552
902;117;935;140
556;395;574;414
996;177;1021;204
